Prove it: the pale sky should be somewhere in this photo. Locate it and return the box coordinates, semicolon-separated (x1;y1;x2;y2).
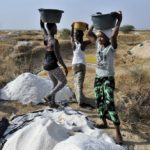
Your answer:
0;0;150;30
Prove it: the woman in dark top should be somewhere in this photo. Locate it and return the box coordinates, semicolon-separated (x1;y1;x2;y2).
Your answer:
40;20;68;107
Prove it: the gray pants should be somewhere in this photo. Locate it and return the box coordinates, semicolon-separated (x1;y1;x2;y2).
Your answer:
47;67;67;100
73;64;86;104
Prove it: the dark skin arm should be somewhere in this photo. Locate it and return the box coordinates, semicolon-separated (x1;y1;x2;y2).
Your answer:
40;19;48;46
81;23;91;50
40;19;48;36
70;24;76;49
86;25;97;44
110;11;122;49
81;40;91;50
71;23;91;50
54;39;68;76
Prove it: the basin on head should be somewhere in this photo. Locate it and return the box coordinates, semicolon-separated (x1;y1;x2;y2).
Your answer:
39;9;64;23
92;12;116;30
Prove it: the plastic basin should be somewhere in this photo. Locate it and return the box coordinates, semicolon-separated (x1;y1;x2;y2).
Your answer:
39;9;64;23
92;13;116;30
73;22;88;31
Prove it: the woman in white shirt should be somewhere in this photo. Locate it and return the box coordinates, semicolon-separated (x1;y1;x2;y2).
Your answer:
87;11;123;144
71;23;90;107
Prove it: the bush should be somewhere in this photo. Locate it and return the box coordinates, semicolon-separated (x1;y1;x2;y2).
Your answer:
116;65;150;125
59;28;71;39
120;25;135;33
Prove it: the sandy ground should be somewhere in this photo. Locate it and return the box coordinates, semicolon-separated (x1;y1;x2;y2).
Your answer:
66;64;150;150
1;100;149;150
0;30;150;149
69;102;150;150
1;64;149;150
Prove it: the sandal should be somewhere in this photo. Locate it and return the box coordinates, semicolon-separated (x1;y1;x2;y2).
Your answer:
44;96;58;108
49;100;59;108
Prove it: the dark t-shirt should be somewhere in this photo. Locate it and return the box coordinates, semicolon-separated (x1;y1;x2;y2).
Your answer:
44;50;58;71
43;35;59;71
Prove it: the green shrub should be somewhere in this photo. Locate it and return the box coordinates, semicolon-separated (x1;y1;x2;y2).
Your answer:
120;25;135;33
59;28;71;39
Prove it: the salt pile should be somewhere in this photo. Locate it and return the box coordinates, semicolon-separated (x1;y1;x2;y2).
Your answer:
54;133;123;150
2;108;125;150
3;117;69;150
129;40;150;59
0;73;73;104
14;41;33;48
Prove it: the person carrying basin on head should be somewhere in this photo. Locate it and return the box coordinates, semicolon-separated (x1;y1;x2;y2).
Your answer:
40;19;68;108
71;22;91;107
87;11;123;144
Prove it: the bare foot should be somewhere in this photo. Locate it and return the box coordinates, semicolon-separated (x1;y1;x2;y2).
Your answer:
116;134;123;145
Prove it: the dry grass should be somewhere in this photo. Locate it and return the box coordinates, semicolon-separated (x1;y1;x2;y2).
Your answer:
0;30;150;140
0;43;13;58
115;65;150;139
0;100;45;119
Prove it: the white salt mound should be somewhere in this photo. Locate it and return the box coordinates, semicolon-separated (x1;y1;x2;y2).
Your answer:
2;108;125;150
130;40;150;59
54;133;125;150
3;117;69;150
15;41;33;48
0;73;72;104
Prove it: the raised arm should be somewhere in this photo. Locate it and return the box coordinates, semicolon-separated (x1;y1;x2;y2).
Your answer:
110;11;122;49
54;40;68;76
86;25;97;43
40;19;48;46
82;40;91;51
70;23;76;49
70;23;74;42
40;19;48;36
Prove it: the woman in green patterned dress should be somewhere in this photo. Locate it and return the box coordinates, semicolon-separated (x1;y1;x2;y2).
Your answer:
87;11;123;144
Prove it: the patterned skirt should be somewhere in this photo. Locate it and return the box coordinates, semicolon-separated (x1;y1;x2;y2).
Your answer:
94;76;120;125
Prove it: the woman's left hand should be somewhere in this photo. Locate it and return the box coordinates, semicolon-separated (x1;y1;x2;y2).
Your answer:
111;11;122;21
